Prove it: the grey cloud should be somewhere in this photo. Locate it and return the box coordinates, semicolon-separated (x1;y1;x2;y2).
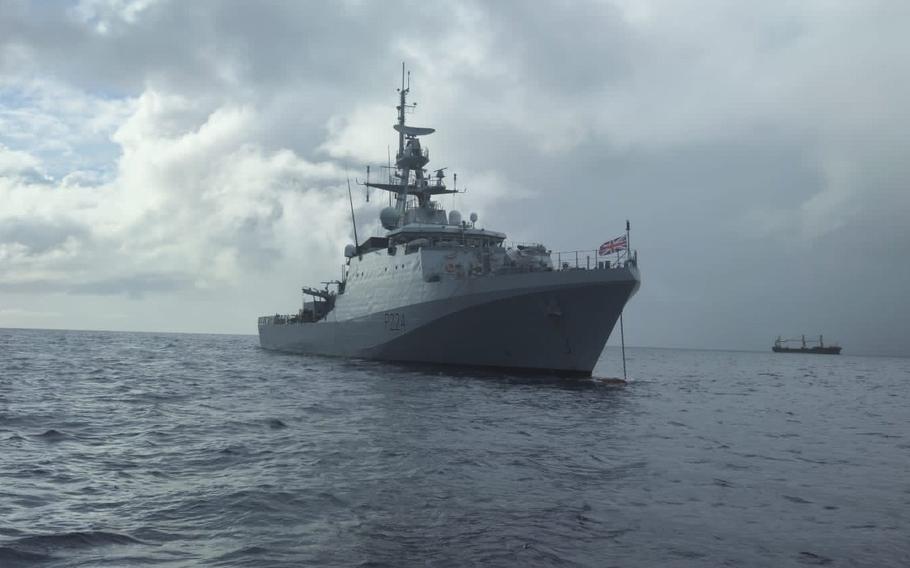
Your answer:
230;214;283;270
482;1;635;90
67;272;195;298
2;1;402;94
0;216;89;254
0;271;195;298
1;1;440;165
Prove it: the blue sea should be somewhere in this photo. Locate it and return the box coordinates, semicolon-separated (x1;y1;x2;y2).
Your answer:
1;328;908;567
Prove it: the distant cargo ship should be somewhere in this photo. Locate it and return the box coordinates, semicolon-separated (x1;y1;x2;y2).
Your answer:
772;335;842;355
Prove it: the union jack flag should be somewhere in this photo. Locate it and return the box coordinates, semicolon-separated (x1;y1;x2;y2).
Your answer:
598;234;627;255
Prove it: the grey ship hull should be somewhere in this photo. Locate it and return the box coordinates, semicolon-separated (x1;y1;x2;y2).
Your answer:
259;267;639;376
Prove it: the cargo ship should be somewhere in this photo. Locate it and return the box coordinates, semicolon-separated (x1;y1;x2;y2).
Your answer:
772;335;842;355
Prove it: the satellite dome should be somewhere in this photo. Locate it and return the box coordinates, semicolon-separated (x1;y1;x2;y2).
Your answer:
448;210;462;226
470;212;478;223
380;207;401;230
344;244;356;258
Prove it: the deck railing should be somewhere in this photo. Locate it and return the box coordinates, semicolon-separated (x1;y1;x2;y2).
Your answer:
552;249;637;271
259;314;320;326
503;241;637;272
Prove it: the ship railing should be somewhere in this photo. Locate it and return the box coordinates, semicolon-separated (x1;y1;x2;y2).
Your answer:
552;249;637;271
258;314;303;326
504;241;637;271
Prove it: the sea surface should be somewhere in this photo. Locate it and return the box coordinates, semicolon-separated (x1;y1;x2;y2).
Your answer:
1;328;908;567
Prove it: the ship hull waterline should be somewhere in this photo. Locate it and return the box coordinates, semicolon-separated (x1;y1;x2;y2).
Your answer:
772;347;842;355
259;268;640;377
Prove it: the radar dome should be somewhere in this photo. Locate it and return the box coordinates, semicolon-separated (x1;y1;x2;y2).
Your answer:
448;210;462;226
344;244;356;258
470;212;478;223
380;207;401;230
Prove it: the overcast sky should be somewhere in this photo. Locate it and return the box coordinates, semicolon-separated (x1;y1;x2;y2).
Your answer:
1;0;908;355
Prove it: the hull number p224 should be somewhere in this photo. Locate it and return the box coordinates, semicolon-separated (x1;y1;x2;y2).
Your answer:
384;312;406;331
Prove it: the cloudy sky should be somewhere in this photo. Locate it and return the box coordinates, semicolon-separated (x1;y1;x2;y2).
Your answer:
1;0;908;355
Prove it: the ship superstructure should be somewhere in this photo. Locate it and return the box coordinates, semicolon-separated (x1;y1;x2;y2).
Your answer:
258;69;641;376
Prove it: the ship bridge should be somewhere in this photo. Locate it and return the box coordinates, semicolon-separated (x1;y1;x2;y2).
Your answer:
354;224;505;257
388;224;506;244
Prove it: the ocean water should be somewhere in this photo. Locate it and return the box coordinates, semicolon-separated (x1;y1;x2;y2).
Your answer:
1;328;908;567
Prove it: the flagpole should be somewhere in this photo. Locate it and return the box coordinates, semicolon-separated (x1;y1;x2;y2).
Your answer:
625;219;630;263
620;219;630;381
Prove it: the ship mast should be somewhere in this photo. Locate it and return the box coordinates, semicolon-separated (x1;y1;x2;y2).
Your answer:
362;64;456;229
396;63;411;213
397;62;407;162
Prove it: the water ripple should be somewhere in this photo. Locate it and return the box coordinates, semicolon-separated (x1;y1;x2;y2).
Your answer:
1;329;909;566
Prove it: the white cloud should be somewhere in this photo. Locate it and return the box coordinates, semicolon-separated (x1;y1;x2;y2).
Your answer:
0;76;136;179
1;86;351;304
0;144;42;177
320;103;393;164
71;0;165;34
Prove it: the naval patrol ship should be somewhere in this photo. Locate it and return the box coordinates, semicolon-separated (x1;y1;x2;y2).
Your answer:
258;72;641;376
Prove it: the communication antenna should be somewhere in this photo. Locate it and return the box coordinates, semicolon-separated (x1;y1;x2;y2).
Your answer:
452;172;457;209
346;175;359;252
365;165;370;202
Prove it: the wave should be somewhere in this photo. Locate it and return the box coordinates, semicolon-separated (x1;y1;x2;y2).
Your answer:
9;530;144;552
0;546;53;567
212;545;268;564
33;429;68;441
